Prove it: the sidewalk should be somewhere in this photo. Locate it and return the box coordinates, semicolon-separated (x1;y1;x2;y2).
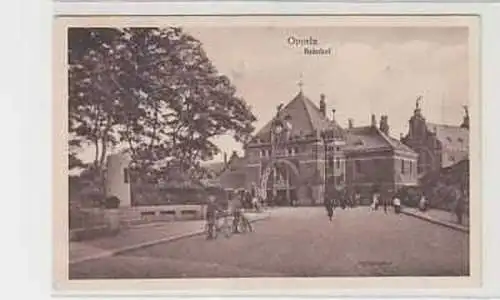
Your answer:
69;211;270;265
401;207;469;233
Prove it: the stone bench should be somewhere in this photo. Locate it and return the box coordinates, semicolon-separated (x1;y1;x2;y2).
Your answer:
123;205;206;222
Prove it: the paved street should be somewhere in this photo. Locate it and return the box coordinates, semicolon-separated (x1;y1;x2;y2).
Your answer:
69;207;469;279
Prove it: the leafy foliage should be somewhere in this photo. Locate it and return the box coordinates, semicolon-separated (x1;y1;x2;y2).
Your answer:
68;27;256;185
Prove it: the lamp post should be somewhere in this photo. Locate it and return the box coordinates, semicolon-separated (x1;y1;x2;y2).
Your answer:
321;130;335;205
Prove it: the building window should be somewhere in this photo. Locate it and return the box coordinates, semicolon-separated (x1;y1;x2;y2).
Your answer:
401;160;405;174
409;160;412;175
336;158;340;168
294;147;299;154
124;168;129;184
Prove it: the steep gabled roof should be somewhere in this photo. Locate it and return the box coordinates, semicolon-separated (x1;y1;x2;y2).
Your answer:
386;136;419;154
254;91;343;142
344;126;391;152
345;126;417;155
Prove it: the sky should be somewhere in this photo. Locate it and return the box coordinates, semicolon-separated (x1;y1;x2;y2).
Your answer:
187;25;469;162
76;24;470;164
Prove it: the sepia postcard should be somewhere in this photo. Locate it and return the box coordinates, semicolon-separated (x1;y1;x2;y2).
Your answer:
53;14;481;295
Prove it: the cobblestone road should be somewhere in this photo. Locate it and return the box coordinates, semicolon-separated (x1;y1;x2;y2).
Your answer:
70;207;469;279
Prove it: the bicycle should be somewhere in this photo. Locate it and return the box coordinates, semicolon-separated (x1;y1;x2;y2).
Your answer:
206;210;233;239
233;210;253;234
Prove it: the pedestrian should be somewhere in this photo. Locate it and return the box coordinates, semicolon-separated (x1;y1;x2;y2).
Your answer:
354;190;361;207
419;194;428;212
324;197;334;221
383;190;389;214
252;194;260;212
393;193;401;214
230;190;244;233
205;194;220;240
371;192;380;211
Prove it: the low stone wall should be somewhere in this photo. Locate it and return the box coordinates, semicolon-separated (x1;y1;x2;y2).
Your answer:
120;204;207;226
69;208;121;241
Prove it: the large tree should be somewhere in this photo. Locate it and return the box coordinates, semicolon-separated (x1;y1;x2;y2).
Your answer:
68;28;123;172
68;27;256;183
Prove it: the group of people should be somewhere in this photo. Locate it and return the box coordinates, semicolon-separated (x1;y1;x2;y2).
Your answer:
235;185;263;212
368;191;404;214
205;187;258;239
323;185;468;225
323;187;409;221
323;189;364;221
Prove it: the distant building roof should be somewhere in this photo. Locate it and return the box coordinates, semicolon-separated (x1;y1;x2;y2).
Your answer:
345;126;417;155
212;152;249;190
254;91;345;142
386;136;419;154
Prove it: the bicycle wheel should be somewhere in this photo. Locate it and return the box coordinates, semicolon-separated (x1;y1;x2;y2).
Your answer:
206;222;215;239
245;218;253;232
238;218;248;233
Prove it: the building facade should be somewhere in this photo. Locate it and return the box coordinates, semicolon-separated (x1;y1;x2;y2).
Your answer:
218;89;418;206
401;98;469;177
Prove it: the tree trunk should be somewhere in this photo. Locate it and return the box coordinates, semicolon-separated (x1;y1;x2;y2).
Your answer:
93;138;100;168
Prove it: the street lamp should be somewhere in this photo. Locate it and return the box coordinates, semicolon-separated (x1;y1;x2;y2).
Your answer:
321;130;335;205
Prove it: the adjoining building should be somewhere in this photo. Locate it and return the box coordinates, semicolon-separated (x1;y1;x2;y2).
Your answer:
401;97;469;178
216;88;418;206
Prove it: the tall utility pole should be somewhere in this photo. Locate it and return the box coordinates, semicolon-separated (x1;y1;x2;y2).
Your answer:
321;130;335;204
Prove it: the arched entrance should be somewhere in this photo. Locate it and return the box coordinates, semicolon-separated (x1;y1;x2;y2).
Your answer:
259;159;300;206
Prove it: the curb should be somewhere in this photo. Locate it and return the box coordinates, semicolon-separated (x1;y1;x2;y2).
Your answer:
401;209;469;233
69;215;270;265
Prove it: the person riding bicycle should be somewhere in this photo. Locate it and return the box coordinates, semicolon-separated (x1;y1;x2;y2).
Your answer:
230;189;253;233
206;195;222;239
229;190;244;233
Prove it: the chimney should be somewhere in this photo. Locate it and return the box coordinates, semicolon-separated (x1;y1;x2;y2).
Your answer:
371;114;377;127
331;109;336;121
348;118;354;129
379;115;389;135
223;152;228;165
319;94;326;117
